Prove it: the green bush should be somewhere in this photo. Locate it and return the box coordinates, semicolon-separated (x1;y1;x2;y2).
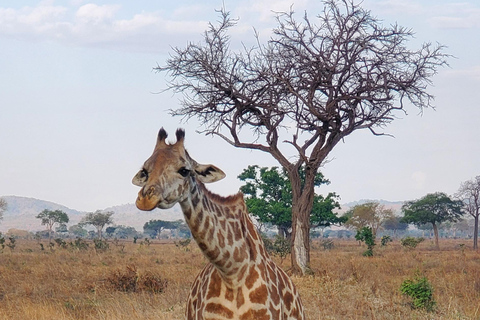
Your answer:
381;235;392;246
401;236;425;250
400;273;436;311
94;239;109;252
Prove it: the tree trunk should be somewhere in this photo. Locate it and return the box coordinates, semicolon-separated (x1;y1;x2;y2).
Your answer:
474;215;479;251
289;167;316;275
432;222;440;250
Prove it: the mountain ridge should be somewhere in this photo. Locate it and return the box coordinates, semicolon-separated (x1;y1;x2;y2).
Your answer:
0;196;404;233
0;195;183;232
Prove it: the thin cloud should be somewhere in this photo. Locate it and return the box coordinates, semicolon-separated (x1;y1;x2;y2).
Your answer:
0;2;210;52
429;3;480;29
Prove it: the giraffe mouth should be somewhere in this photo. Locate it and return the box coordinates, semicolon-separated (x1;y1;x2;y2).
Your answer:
135;188;176;211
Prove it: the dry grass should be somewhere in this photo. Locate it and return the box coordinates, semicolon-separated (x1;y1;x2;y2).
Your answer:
0;239;479;319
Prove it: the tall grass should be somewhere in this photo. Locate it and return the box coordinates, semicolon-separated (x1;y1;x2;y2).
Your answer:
0;239;478;319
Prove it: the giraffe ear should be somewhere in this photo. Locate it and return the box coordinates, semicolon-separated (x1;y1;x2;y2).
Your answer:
194;164;226;183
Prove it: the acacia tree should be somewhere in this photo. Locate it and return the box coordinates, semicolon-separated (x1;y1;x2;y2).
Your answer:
456;176;480;250
238;165;344;238
81;211;114;239
382;216;409;238
401;192;464;249
343;201;394;237
143;220;178;239
36;209;69;240
158;1;448;274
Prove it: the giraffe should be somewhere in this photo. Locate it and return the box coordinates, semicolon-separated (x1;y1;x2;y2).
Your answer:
132;128;305;320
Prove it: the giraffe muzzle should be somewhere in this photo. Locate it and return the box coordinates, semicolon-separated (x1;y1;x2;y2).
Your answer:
135;186;160;211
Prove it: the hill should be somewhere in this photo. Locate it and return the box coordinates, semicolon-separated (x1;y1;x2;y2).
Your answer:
340;199;404;215
0;196;183;233
0;196;404;233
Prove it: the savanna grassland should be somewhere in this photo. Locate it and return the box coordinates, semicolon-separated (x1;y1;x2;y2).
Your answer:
0;238;479;320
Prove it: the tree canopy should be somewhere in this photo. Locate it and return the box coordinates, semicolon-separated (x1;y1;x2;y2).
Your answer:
238;165;344;238
36;209;69;239
401;192;464;249
343;201;394;237
157;0;449;274
81;211;114;239
144;220;180;239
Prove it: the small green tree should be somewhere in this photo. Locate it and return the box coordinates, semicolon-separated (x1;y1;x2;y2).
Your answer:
36;209;69;240
401;192;464;249
81;211;114;239
355;226;375;256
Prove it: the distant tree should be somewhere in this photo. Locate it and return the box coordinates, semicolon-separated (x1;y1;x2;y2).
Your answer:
112;225;139;239
81;211;114;239
238;165;344;239
401;192;464;249
0;198;7;221
158;1;448;274
344;202;394;237
456;176;480;250
382;216;409;238
69;224;88;238
36;209;69;240
105;226;117;237
143;220;177;239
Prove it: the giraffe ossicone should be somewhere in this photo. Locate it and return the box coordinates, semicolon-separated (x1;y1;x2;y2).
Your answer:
133;128;305;320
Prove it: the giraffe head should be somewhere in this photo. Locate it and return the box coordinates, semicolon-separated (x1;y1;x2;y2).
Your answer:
132;128;226;211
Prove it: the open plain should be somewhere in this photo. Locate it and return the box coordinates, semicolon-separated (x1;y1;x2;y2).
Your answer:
0;239;478;319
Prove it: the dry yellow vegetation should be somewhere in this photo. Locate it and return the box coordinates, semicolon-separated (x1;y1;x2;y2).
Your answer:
0;239;478;319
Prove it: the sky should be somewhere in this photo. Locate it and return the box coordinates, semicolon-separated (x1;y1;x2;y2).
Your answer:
1;0;479;212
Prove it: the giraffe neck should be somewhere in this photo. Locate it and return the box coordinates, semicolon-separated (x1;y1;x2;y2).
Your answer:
179;178;266;285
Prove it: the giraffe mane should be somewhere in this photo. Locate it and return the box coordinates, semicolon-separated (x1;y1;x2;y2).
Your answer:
197;181;244;205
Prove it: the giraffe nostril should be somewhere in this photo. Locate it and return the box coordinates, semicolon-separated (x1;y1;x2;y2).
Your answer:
146;186;156;198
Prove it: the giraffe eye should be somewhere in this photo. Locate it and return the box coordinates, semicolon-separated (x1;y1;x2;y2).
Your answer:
139;169;148;180
178;167;190;177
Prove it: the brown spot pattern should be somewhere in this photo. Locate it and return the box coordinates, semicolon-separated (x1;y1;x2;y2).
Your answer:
249;284;268;304
206;271;222;300
240;308;269;320
205;303;234;318
245;266;259;289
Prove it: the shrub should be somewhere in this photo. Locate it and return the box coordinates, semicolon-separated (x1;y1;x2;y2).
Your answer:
400;273;436;312
381;235;392;246
174;238;191;251
107;264;168;293
401;236;425;250
93;239;109;252
0;233;5;251
69;238;89;251
6;237;16;251
321;239;334;250
54;238;68;249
